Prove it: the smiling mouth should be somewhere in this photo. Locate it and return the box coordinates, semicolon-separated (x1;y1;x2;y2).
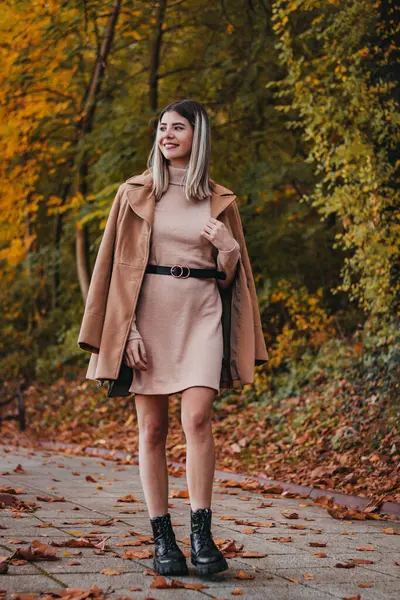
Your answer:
164;144;179;148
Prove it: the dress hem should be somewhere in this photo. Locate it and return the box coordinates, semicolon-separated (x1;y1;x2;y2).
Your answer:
129;382;220;396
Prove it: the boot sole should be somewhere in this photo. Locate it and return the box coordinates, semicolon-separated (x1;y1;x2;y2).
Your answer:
153;556;189;576
191;555;228;575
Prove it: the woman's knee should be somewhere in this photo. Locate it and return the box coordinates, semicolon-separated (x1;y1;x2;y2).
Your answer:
182;409;212;438
181;387;214;437
140;420;168;445
135;394;169;446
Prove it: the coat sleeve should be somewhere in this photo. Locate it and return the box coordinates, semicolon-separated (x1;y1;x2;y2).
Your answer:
217;239;241;289
127;313;143;342
77;184;125;353
230;200;269;362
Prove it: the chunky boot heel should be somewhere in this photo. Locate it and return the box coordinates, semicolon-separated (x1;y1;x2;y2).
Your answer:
190;507;228;576
150;512;188;575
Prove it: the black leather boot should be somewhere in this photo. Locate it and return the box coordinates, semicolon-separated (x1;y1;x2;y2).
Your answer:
150;512;188;575
190;507;228;575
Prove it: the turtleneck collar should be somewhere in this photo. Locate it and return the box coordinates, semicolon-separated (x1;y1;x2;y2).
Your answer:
167;163;187;185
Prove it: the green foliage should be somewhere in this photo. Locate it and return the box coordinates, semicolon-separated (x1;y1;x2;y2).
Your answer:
35;324;87;385
268;0;400;319
0;243;83;383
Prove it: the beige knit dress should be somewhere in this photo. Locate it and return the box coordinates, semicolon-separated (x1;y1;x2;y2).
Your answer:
127;164;241;396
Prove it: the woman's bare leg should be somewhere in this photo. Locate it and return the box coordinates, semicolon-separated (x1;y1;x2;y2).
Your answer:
134;393;170;518
180;386;216;510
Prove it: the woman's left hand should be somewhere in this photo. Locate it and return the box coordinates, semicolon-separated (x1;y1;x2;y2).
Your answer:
200;217;237;252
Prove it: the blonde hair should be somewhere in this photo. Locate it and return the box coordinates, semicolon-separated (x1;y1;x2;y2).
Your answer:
147;99;215;203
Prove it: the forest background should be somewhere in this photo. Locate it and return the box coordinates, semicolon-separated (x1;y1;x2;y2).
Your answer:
0;0;399;502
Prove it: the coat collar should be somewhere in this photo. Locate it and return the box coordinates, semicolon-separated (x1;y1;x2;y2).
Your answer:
124;168;236;225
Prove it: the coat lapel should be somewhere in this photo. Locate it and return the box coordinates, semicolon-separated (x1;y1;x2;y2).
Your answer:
211;189;236;218
124;169;236;225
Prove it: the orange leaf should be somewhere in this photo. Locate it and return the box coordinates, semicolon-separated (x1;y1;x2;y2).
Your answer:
350;558;374;565
101;568;121;575
169;489;189;498
234;570;255;579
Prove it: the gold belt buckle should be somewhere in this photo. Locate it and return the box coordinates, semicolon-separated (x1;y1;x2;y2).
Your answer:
170;264;190;278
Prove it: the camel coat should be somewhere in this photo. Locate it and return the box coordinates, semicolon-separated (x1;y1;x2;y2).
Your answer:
77;168;269;390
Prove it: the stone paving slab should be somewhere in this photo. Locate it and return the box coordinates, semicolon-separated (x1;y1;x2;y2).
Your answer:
0;575;65;593
204;586;331;600
306;580;400;600
1;444;399;600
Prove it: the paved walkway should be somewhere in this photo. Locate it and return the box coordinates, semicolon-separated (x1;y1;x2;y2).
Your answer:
0;445;399;599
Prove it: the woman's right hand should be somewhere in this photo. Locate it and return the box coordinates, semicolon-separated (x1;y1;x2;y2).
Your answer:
123;338;148;371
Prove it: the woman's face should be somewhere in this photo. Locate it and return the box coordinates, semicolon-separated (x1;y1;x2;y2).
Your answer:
157;110;194;167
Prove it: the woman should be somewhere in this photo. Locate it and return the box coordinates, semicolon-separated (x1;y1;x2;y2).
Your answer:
78;99;268;577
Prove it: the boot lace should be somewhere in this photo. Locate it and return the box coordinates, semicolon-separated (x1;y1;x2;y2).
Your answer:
193;521;215;549
197;530;212;547
156;518;177;552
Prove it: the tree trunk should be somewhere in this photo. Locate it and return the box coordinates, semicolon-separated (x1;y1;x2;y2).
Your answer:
149;0;168;113
75;0;122;303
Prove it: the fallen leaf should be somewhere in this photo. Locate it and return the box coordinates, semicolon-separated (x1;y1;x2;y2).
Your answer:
11;540;59;562
36;495;66;502
281;511;298;519
309;541;327;547
91;519;115;526
220;540;244;553
0;486;26;494
101;568;121;575
240;528;256;534
350;558;374;565
14;464;26;473
117;494;139;503
169;489;189;498
122;549;153;559
381;528;400;535
234;569;255;579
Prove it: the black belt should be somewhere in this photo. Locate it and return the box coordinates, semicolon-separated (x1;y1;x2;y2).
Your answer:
145;264;226;280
